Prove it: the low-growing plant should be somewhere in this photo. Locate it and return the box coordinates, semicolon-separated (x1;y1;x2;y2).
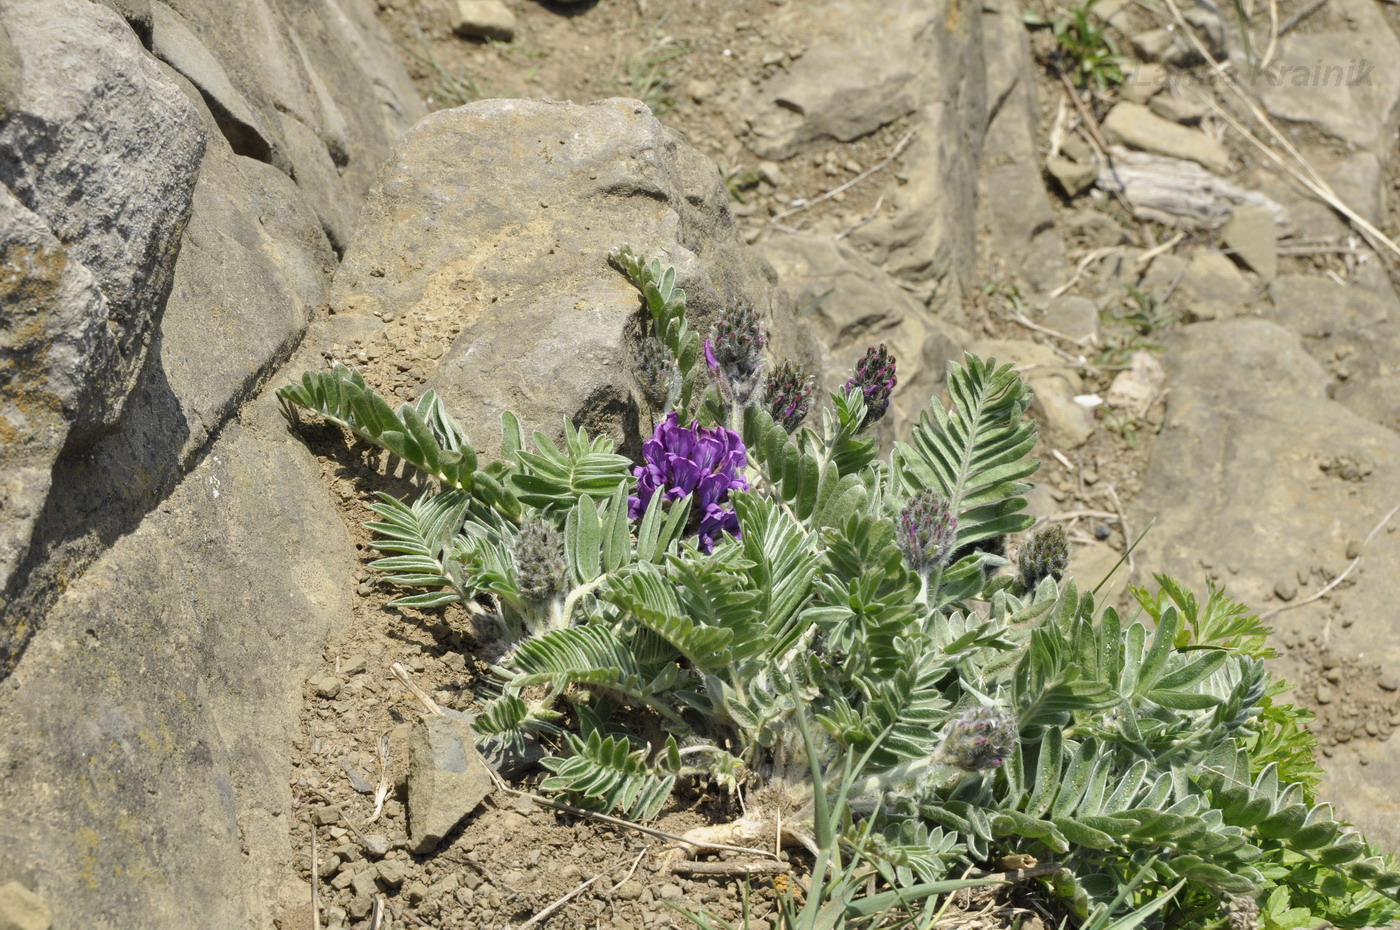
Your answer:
279;249;1400;927
1024;0;1127;91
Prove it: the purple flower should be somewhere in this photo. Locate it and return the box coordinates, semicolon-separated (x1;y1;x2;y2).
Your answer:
845;345;897;429
629;413;750;552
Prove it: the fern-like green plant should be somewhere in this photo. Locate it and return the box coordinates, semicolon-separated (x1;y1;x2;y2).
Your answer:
281;250;1400;929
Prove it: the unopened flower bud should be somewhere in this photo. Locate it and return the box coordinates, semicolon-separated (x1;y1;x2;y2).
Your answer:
1018;524;1069;591
941;705;1018;772
634;336;678;408
709;302;767;380
512;517;567;601
897;490;958;575
845;344;896;429
765;360;816;432
707;303;768;407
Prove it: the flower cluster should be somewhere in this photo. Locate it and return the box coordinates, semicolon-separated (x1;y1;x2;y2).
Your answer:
628;412;750;553
896;490;958;575
940;705;1018;772
845;344;896;429
706;302;768;407
512;517;568;602
764;360;816;432
1018;524;1069;591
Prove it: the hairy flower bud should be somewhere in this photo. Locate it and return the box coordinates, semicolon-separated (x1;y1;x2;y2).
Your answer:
1018;524;1069;591
764;360;816;432
633;336;678;408
940;705;1018;772
512;517;568;601
706;302;768;407
628;412;750;553
897;490;958;575
845;344;896;429
709;302;767;380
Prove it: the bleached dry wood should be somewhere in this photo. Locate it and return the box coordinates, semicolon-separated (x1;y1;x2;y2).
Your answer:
1097;148;1293;231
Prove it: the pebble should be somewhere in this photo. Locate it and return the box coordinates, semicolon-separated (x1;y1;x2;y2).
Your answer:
1379;676;1398;692
1365;720;1379;737
1315;684;1334;704
0;881;51;930
363;834;392;858
452;0;516;42
312;675;343;699
318;854;343;879
1274;578;1298;602
312;804;342;826
377;861;406;888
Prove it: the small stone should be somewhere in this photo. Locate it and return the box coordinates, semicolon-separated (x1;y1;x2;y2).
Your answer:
1046;154;1098;198
350;869;379;899
614;880;644;901
403;880;428;905
330;869;357;891
1120;62;1166;104
342;654;368;675
312;804;342;826
407;715;494;853
1042;295;1098;342
756;160;789;188
1345;539;1362;559
659;883;684;901
452;0;516;42
0;881;51;930
1316;684;1334;704
377;861;407;888
363;834;392;858
355;582;373;597
311;675;342;699
1103;102;1230;173
347;892;374;920
1274;578;1297;601
1149;92;1208;124
1379;676;1398;692
318;854;343;879
1222;206;1278;282
340;758;375;794
1365;720;1380;737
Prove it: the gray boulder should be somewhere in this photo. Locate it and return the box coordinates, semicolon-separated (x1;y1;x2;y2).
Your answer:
326;98;817;457
0;0;205;431
1267;274;1400;433
0;391;357;930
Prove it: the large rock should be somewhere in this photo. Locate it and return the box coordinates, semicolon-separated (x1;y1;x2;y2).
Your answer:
1267;274;1400;432
137;0;424;250
735;0;937;161
708;0;987;319
0;1;206;427
1;0;422;673
1131;318;1400;849
1251;0;1400;156
975;0;1068;292
0;0;206;650
326;98;818;457
0;391;357;930
757;233;967;442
